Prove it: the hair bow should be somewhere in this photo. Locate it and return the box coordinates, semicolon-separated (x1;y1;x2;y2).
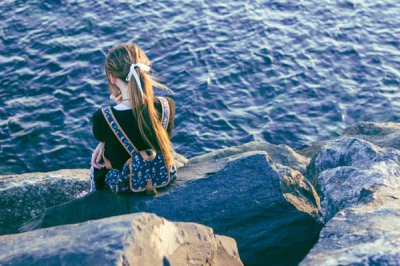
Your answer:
125;63;151;102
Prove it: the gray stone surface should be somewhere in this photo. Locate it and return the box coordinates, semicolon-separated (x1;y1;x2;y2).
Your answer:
172;150;190;168
6;122;400;266
276;164;321;221
307;137;400;221
0;169;90;235
301;135;400;265
0;212;243;266
10;123;400;266
297;140;331;160
301;187;400;266
298;122;400;163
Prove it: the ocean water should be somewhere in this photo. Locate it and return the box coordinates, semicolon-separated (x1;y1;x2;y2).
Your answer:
0;0;399;175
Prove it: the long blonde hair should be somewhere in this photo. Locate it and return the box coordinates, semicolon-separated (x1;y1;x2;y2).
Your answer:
104;43;175;167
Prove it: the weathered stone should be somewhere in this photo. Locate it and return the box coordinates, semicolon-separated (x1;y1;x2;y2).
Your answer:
0;169;90;235
306;137;400;221
189;141;310;174
301;187;400;266
276;164;321;221
0;212;243;266
19;151;322;266
172;150;190;168
298;122;400;160
8;122;400;266
301;136;400;265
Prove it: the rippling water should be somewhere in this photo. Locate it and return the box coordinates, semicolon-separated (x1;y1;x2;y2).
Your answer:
0;0;399;175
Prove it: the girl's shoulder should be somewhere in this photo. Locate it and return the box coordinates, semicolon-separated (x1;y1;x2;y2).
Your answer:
92;107;105;122
92;106;109;123
91;106;111;142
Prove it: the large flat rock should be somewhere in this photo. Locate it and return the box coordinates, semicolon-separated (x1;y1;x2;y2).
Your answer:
20;151;322;266
0;212;243;266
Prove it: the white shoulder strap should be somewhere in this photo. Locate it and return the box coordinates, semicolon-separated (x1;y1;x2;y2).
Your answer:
156;96;170;130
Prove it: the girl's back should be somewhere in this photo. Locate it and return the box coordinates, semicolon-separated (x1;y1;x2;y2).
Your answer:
92;96;175;170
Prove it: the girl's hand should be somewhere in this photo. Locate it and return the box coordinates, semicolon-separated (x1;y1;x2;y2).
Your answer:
91;142;105;169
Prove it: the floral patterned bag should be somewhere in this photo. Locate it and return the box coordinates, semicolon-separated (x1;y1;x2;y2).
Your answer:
101;96;177;194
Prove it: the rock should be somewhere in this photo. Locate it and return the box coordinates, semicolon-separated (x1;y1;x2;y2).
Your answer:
19;151;322;266
301;187;400;266
342;122;400;149
0;169;90;235
189;140;310;174
0;212;243;266
306;137;400;221
301;136;400;265
299;122;400;167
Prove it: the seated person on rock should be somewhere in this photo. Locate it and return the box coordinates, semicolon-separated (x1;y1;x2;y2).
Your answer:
19;43;178;232
90;43;177;194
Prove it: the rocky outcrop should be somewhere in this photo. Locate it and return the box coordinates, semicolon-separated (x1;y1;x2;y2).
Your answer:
19;151;322;266
0;212;243;266
5;122;400;265
301;125;400;265
172;150;190;168
0;169;90;235
307;136;400;221
297;140;330;159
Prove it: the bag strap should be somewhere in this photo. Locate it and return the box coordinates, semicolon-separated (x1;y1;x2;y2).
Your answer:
101;106;138;157
156;96;170;130
156;96;173;174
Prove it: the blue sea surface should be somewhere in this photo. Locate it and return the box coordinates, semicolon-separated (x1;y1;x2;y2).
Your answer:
0;0;399;175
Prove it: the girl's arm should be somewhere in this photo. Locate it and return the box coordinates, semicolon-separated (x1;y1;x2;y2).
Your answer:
91;94;121;169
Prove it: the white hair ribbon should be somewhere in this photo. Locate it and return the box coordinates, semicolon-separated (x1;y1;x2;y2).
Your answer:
125;63;151;102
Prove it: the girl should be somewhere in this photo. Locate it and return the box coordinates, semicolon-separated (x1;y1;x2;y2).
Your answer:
20;43;177;232
89;43;176;192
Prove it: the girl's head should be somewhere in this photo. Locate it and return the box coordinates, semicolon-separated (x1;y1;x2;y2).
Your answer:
104;43;175;167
